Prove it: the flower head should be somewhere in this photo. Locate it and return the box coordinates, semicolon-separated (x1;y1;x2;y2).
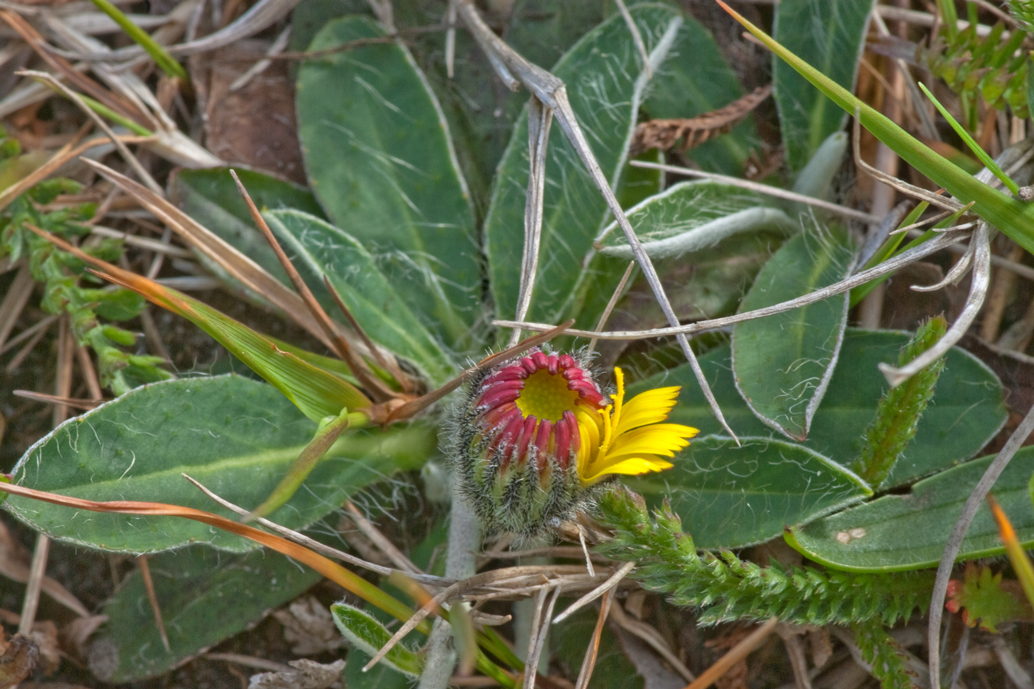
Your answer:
452;349;698;537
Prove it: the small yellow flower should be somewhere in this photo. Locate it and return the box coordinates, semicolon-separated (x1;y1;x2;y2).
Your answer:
575;367;698;484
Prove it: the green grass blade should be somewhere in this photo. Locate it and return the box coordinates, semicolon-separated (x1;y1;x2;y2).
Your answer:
87;0;188;80
718;2;1034;255
917;82;1019;194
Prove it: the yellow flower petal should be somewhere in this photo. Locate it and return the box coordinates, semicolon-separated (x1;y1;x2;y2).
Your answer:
607;424;698;459
581;456;674;482
614;386;681;436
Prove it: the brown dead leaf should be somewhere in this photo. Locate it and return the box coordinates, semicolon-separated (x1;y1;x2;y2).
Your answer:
59;615;107;662
0;519;89;618
808;628;833;670
0;633;39;688
247;659;345;689
26;621;59;677
199;40;306;184
273;597;346;656
631;85;771;156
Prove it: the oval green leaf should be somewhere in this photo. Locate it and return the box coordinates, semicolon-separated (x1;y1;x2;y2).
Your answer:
89;545;322;682
636;329;1007;487
264;209;456;383
639;14;758;175
596;180;794;258
731;228;854;440
297;16;480;347
785;447;1034;572
773;0;873;171
624;436;871;549
484;4;683;329
5;376;433;553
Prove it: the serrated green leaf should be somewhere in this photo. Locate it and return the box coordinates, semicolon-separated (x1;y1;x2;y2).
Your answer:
5;376;433;553
88;545;322;682
264;209;456;384
332;603;423;678
785;447;1034;572
635;329;1007;487
484;4;684;330
773;0;873;171
624;436;870;549
297;16;480;347
731;228;854;440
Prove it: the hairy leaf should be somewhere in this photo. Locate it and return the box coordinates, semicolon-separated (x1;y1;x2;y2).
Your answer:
297;16;480;347
637;329;1006;487
89;545;322;682
625;436;870;549
732;228;854;440
5;376;432;553
785;447;1034;571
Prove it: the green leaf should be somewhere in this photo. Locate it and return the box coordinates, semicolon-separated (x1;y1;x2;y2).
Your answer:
635;329;1007;487
731;227;854;440
170;167;326;292
332;603;423;678
297;16;480;347
724;4;1034;255
640;14;758;175
264;209;456;384
5;376;433;553
110;271;370;422
772;0;873;171
785;447;1034;572
88;545;323;682
484;4;683;329
624;436;871;549
595;180;795;259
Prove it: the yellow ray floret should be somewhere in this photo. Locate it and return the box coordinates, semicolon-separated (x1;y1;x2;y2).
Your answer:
576;367;698;484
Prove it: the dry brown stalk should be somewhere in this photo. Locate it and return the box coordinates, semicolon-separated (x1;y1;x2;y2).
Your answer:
630;85;771;156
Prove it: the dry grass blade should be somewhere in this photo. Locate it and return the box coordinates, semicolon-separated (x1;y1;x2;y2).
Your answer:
0;137;135;214
587;261;635;354
627;160;880;224
495;228;963;340
455;0;737;441
385;320;573;423
344;501;421;574
13;391;103;411
630;85;771;155
321;275;413;393
521;587;559;689
508;96;552;349
0;479;429;633
928;401;1034;689
229;169;395;402
573;588;616;689
0;264;34;353
0;9;146;122
21;69;162;194
136;555;171;652
685;618;778;689
18;535;50;636
79;158;342;352
880;222;990;386
553;561;634;624
182;474;450;587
